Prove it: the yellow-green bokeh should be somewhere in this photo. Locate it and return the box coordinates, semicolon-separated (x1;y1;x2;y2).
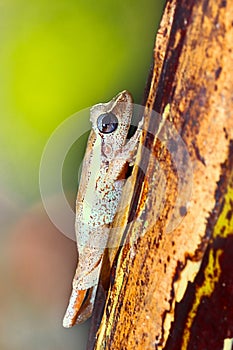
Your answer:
0;3;165;350
0;0;164;204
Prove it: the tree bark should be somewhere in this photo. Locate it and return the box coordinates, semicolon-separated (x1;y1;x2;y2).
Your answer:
88;0;233;349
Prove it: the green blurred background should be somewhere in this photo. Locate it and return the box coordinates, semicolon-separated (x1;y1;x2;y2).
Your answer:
0;1;164;349
0;0;164;204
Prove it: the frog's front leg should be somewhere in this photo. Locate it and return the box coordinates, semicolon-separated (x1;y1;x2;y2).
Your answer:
107;117;144;180
122;116;144;162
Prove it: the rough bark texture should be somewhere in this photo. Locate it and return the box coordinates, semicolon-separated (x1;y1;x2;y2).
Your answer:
88;0;233;349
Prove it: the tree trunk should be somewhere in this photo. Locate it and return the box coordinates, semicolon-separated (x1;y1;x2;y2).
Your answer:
88;0;233;349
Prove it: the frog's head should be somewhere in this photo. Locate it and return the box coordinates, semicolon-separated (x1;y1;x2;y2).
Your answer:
90;90;133;158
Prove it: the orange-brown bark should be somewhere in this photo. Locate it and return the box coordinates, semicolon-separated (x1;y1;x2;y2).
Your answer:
88;0;233;349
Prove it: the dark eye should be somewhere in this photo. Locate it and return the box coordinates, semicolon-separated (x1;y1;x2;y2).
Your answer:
97;112;118;134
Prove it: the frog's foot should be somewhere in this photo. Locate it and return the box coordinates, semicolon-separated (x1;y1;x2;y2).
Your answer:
63;286;97;328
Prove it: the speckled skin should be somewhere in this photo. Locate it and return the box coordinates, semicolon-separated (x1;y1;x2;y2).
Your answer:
63;91;142;328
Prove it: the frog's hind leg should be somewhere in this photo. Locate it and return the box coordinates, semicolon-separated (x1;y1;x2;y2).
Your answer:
63;285;97;328
75;285;97;324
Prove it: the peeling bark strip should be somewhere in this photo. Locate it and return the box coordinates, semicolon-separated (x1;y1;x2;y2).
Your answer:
88;0;233;349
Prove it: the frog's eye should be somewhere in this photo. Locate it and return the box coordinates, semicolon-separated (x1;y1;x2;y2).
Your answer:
97;112;118;134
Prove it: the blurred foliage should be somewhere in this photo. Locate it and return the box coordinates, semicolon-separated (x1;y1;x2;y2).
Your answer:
0;0;165;204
